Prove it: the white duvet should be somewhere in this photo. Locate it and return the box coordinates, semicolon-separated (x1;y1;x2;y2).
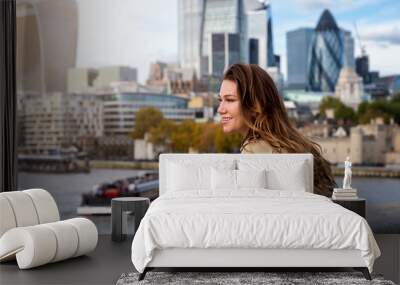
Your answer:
131;190;380;273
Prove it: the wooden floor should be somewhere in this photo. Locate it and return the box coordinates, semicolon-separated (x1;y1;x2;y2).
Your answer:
0;235;133;285
0;235;398;285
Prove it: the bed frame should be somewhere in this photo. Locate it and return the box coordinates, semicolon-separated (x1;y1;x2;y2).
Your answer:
138;154;372;281
140;248;370;280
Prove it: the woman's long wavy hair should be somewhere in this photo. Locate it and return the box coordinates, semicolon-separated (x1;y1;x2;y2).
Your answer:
223;63;336;196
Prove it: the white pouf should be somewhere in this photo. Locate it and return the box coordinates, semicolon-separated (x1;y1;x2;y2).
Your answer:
24;188;60;223
0;189;98;269
0;196;17;237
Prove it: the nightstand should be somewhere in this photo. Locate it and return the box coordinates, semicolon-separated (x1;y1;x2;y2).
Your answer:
111;197;150;242
332;198;366;218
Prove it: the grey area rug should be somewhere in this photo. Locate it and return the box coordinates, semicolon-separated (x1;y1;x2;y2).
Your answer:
116;271;396;285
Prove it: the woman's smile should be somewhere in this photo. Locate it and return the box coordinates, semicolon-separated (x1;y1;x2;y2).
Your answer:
221;116;233;123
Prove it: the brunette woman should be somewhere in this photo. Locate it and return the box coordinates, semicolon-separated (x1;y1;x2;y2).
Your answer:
217;63;336;196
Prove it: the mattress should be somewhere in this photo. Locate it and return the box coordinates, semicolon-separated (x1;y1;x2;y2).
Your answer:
131;190;380;273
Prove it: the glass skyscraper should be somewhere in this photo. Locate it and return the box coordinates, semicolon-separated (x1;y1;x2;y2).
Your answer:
249;38;259;64
266;3;275;67
16;0;78;94
178;0;204;77
286;28;314;89
209;33;240;76
356;55;370;83
308;9;354;92
200;0;246;76
343;30;355;69
246;1;275;69
286;10;354;91
178;0;276;77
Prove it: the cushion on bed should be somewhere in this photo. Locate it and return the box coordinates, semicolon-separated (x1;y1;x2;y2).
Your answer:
211;168;267;191
211;168;236;190
266;166;307;191
237;158;308;191
167;162;210;191
237;169;267;189
167;159;235;192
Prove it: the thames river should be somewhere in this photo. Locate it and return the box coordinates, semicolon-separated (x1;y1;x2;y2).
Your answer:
18;169;400;234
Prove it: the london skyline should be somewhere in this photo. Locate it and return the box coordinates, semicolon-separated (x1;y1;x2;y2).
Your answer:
76;0;400;83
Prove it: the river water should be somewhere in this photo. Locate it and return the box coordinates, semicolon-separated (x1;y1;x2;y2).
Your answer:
18;169;400;234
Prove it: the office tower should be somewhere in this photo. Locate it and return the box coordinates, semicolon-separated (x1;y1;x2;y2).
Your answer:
67;68;98;93
178;0;274;77
249;38;259;64
343;30;355;69
246;1;276;69
368;71;379;84
286;28;314;89
308;9;354;92
200;0;247;76
356;55;369;83
210;34;226;76
67;66;138;93
19;92;103;154
93;66;137;88
209;33;240;75
178;0;204;77
266;2;275;67
16;0;78;94
98;92;195;136
274;55;280;71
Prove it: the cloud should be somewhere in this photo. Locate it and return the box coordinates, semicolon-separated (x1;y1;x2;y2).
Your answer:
295;0;332;10
294;0;377;12
365;41;400;76
359;22;400;45
350;20;400;75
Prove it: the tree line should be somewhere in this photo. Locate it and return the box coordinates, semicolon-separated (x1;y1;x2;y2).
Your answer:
319;93;400;125
131;94;400;153
130;107;242;153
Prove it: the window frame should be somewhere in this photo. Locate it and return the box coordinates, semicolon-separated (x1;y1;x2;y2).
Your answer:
0;0;17;192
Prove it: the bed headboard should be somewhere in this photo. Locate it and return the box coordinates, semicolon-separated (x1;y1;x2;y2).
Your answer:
159;153;314;195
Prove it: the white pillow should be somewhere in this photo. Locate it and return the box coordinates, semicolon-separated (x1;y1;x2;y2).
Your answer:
237;169;267;189
211;168;267;191
238;158;308;192
266;165;307;191
211;168;236;190
167;159;236;192
167;162;210;191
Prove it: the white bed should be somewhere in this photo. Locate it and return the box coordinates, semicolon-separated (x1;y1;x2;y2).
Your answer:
131;154;380;280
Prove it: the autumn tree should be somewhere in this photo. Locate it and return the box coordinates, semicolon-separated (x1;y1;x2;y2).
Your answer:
214;126;242;153
389;93;400;124
357;97;400;124
195;122;219;152
148;119;176;152
334;103;357;122
130;107;164;139
170;120;202;152
319;97;356;123
319;96;340;116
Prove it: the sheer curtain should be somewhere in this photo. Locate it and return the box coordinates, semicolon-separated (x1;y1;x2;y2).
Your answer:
0;0;17;192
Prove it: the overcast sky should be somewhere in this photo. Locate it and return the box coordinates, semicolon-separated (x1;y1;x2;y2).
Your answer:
76;0;400;83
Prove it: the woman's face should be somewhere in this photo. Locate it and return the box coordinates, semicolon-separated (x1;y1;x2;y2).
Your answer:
218;80;248;135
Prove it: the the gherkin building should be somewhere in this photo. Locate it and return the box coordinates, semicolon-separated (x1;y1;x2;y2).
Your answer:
308;9;344;92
